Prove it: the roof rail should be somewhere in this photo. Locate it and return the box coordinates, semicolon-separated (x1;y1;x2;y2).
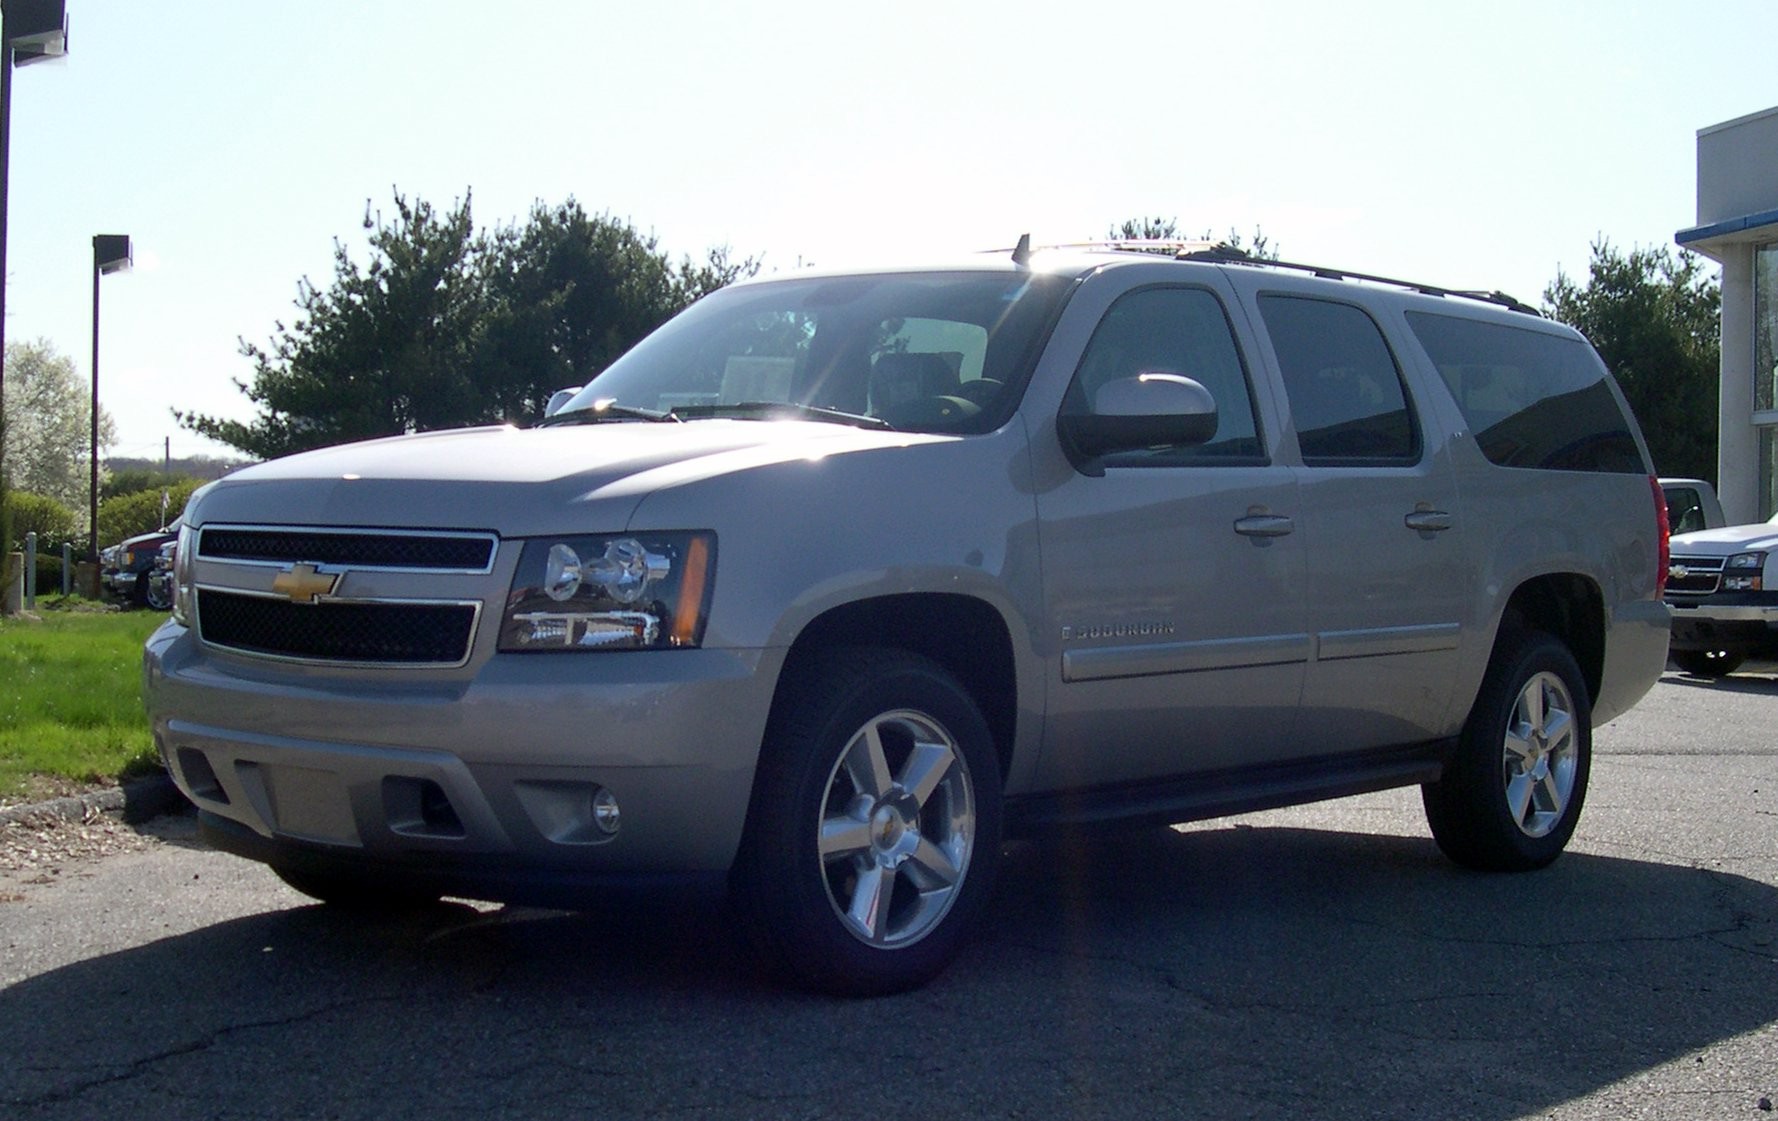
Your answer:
1045;238;1222;256
1177;246;1542;316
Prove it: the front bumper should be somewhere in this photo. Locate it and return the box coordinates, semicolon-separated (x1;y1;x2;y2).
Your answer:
143;620;776;903
1666;593;1778;655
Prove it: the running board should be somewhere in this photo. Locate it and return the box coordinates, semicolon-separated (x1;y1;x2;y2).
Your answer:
1004;743;1451;837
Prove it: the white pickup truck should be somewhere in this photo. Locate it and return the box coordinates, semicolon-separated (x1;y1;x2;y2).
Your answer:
1664;478;1778;676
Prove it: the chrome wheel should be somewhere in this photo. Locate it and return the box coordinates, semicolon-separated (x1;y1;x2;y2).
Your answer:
733;649;1001;995
1500;670;1578;838
1423;631;1591;872
819;709;976;948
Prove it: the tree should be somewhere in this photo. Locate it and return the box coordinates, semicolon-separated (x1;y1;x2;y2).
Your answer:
97;478;203;542
474;202;753;421
1543;241;1720;481
179;192;758;459
179;194;489;459
2;339;116;511
104;467;197;502
1105;217;1279;260
5;490;76;553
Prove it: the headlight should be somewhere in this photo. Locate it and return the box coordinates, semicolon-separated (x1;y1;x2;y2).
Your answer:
1723;551;1767;592
500;532;715;651
170;525;197;626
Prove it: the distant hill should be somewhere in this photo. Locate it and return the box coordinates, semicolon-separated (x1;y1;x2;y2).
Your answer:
105;455;254;481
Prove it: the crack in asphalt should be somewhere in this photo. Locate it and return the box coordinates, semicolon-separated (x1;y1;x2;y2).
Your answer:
3;991;401;1109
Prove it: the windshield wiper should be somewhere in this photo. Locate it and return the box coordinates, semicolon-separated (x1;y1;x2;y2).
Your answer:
670;402;892;430
534;398;679;426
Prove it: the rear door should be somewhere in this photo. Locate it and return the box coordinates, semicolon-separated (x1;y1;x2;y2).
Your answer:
1247;291;1466;755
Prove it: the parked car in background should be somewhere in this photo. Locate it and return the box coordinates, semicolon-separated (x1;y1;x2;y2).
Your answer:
145;539;177;613
1660;477;1725;536
101;526;178;609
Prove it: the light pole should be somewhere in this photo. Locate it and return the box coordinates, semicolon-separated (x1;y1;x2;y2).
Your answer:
89;232;128;560
0;0;67;565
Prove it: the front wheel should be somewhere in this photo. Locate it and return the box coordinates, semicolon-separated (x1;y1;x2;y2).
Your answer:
143;575;174;612
732;649;1002;996
1423;631;1591;872
1671;648;1745;678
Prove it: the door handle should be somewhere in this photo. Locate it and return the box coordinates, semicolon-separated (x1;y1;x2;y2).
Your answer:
1234;514;1295;538
1404;509;1453;532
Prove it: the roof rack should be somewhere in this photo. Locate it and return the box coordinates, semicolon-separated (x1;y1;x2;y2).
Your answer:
1176;246;1541;316
1043;238;1222;256
987;238;1541;316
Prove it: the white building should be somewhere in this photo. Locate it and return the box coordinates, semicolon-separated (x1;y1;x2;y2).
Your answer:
1676;105;1778;524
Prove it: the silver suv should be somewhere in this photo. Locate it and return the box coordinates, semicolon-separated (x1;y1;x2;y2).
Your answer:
144;244;1672;994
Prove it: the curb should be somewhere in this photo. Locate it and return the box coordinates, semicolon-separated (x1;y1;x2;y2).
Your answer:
0;772;185;828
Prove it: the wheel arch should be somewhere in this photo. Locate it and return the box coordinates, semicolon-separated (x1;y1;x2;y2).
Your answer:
778;593;1020;782
1493;572;1606;706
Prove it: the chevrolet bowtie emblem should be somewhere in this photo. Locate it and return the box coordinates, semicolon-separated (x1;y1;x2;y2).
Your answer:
271;563;339;604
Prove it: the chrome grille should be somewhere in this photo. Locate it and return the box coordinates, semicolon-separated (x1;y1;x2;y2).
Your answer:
198;527;495;572
1667;555;1724;596
197;590;478;666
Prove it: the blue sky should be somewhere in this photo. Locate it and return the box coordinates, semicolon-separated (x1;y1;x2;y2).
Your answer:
6;0;1776;461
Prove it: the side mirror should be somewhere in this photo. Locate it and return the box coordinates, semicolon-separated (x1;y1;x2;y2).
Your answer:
1057;373;1218;470
544;386;584;418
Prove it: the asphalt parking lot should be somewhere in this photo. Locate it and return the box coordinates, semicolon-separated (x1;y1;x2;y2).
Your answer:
2;669;1775;1120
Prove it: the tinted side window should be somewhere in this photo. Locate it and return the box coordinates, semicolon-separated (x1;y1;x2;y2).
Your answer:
1258;296;1419;465
1404;311;1644;474
1065;287;1263;464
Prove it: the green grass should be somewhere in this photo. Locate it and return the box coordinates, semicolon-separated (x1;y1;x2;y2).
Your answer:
0;608;166;801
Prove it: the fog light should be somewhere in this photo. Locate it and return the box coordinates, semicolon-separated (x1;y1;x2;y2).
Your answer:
593;787;621;835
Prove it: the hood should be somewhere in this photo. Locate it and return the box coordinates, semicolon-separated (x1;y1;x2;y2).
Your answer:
185;420;949;536
1669;520;1778;554
119;528;177;550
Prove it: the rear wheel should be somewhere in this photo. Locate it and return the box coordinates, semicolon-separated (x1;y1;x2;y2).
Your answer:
1423;631;1590;871
732;648;1002;996
1670;649;1744;678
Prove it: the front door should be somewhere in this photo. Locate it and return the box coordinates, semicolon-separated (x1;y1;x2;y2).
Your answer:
1033;281;1309;791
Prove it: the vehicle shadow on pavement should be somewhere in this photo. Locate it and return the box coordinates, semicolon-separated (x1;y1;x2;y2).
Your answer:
1661;670;1778;697
1;823;1773;1120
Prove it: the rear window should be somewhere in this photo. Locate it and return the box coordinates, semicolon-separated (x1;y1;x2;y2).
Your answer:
1404;311;1644;474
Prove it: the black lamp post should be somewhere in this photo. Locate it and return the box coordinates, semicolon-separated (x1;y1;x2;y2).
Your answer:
0;0;67;551
88;233;128;560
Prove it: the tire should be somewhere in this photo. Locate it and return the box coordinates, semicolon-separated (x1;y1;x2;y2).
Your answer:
272;865;440;911
731;648;1002;996
144;575;173;612
128;575;150;609
1423;631;1591;872
1671;649;1745;678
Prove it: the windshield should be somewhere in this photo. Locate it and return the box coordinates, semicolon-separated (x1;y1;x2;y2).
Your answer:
555;271;1074;434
